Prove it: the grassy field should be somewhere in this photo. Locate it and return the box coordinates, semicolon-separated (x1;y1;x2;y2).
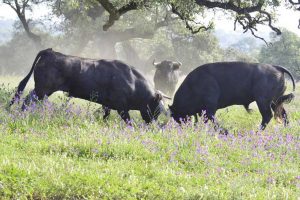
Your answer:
0;76;299;199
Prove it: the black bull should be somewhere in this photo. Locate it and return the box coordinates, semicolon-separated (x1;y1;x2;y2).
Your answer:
153;60;181;96
10;48;167;123
169;62;296;130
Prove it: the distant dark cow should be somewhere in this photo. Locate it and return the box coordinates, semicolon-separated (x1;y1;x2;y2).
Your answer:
153;60;181;96
10;48;168;123
169;62;296;130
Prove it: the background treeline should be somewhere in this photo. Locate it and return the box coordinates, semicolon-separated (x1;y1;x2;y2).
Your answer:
0;1;299;80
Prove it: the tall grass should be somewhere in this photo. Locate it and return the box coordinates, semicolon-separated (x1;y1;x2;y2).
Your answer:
0;77;299;199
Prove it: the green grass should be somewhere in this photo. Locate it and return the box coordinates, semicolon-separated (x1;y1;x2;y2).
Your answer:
0;76;299;199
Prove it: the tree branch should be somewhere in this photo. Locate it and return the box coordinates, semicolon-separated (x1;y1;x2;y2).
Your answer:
192;0;281;42
194;0;264;14
96;0;140;31
106;13;174;42
170;4;213;34
260;10;281;34
95;0;292;38
288;0;300;28
3;0;17;12
3;0;42;48
288;0;300;7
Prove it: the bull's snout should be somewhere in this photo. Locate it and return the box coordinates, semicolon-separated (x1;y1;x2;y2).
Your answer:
158;101;171;117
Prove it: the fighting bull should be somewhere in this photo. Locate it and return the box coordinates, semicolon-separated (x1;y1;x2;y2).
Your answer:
10;48;169;123
169;62;296;130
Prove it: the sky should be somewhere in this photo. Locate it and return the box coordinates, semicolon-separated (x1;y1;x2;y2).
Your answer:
0;2;299;38
211;6;300;36
0;3;50;20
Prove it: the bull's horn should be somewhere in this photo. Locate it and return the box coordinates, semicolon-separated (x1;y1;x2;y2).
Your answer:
153;59;160;66
156;90;172;100
172;61;182;66
172;61;182;70
162;95;172;100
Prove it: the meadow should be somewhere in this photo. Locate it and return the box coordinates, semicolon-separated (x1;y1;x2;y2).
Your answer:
0;76;299;199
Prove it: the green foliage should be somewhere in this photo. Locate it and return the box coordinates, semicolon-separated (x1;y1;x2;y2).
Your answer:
259;29;300;80
223;47;258;63
122;27;224;73
0;1;227;74
0;32;38;74
0;77;299;199
0;0;296;76
230;37;262;56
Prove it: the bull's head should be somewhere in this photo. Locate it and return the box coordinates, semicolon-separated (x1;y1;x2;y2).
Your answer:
153;60;182;96
146;90;172;121
153;59;182;71
155;90;172;117
167;104;181;123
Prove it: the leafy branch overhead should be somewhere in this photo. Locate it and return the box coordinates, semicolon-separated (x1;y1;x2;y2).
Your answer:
289;0;300;10
95;0;299;42
2;0;44;47
2;0;299;46
96;0;141;31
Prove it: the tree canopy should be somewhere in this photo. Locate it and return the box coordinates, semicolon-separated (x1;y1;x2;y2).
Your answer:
2;0;300;46
1;0;300;76
92;0;300;42
259;29;300;80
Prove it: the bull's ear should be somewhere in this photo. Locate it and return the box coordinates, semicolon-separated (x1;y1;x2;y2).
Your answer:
172;62;182;70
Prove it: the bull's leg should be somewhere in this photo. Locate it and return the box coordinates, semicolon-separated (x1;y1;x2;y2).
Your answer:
102;106;111;121
22;88;53;111
117;110;131;125
200;107;216;124
22;90;39;111
93;106;110;121
206;110;219;130
207;112;228;134
244;104;253;113
205;111;216;123
180;115;190;123
140;110;152;124
256;99;273;130
200;107;228;134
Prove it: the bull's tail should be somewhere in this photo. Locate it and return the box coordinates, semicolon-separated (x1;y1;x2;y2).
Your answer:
272;66;296;124
276;93;295;105
9;48;52;107
274;65;296;92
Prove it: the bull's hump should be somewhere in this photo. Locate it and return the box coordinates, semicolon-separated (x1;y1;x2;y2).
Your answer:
192;62;256;73
99;59;127;66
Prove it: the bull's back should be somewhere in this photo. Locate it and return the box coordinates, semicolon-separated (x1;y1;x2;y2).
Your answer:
195;62;254;88
94;59;154;108
174;62;258;110
205;62;256;106
35;50;155;110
